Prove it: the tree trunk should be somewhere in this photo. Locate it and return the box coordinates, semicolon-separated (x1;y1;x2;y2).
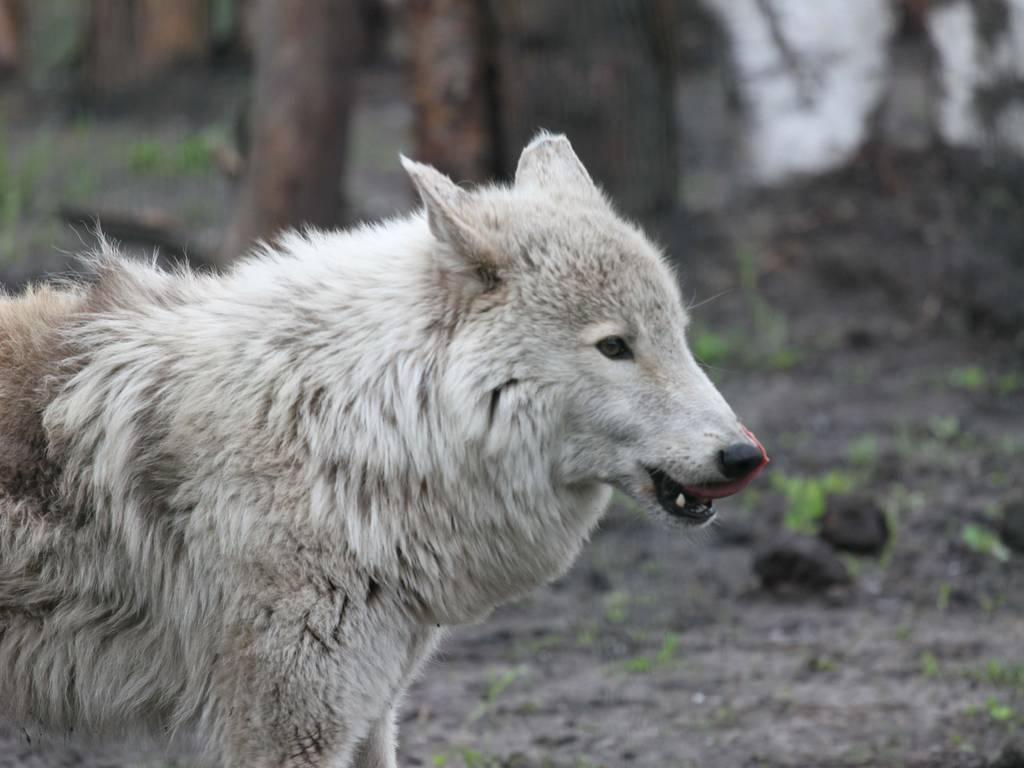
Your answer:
222;0;364;261
486;0;680;215
0;0;22;79
408;0;497;182
139;0;210;68
85;0;210;94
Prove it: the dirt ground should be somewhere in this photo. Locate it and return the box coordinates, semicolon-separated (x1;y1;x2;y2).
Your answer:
1;69;1022;768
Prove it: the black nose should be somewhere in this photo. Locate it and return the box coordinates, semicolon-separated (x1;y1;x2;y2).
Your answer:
719;442;765;480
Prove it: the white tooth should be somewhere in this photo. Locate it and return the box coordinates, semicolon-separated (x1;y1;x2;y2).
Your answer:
675;493;687;507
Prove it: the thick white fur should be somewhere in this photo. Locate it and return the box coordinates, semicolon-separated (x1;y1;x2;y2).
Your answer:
0;134;745;766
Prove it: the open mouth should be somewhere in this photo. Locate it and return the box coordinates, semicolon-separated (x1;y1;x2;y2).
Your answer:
647;468;717;523
646;458;767;523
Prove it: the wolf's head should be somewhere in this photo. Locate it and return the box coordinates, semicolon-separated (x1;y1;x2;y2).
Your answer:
401;133;767;527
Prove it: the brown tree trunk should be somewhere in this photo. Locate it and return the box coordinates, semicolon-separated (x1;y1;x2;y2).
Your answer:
0;0;22;79
408;0;497;183
85;0;210;94
487;0;680;215
139;0;210;67
222;0;364;261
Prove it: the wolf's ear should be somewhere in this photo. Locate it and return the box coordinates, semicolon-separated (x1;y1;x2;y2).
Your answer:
401;155;493;261
515;131;597;196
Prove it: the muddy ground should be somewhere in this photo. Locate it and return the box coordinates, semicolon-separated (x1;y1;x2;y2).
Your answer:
1;69;1022;768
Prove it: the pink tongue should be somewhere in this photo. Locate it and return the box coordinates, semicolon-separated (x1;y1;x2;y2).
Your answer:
682;427;769;501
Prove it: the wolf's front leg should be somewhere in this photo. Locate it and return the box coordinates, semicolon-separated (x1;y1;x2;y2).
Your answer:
350;622;441;768
221;680;360;768
218;591;383;767
351;707;397;768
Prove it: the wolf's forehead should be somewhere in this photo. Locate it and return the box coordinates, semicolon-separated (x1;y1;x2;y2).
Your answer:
610;259;685;326
530;237;684;329
494;195;684;322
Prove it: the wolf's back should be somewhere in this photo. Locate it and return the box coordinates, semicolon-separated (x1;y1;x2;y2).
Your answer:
0;285;83;514
0;279;209;738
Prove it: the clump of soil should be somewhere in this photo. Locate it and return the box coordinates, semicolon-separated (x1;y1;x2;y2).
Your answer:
1000;494;1024;554
820;494;890;555
754;534;852;592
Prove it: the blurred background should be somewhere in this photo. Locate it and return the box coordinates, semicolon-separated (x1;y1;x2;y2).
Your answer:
1;1;1023;767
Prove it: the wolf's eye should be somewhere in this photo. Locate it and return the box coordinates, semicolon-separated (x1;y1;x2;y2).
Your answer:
596;336;633;361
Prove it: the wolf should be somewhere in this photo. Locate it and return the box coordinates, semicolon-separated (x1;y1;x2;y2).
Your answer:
0;133;767;767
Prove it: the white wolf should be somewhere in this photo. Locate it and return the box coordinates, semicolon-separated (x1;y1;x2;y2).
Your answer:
0;134;767;767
